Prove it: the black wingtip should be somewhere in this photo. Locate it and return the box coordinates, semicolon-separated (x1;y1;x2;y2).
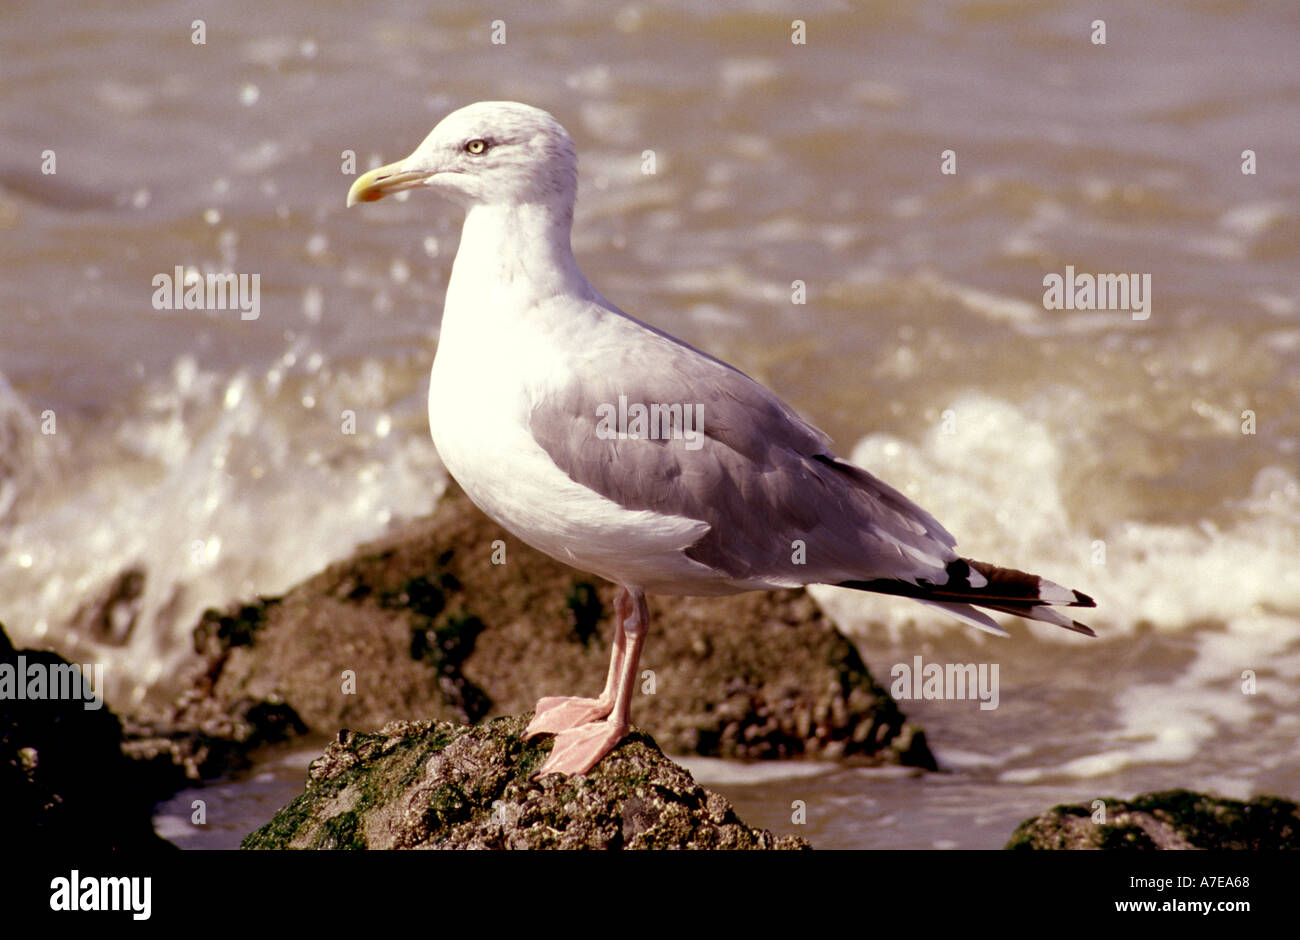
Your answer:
1071;590;1097;609
1065;620;1097;637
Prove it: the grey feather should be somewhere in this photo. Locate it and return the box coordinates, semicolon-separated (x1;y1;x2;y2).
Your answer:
528;305;961;591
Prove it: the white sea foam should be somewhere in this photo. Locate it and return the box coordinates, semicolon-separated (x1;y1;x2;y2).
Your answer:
809;392;1300;788
0;357;445;708
1002;607;1300;785
811;392;1300;643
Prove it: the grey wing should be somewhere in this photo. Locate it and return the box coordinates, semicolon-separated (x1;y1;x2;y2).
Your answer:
527;312;961;589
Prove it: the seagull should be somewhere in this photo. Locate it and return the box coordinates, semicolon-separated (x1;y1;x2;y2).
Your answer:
347;101;1096;777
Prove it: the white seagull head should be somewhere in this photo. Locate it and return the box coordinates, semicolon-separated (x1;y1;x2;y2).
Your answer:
347;101;577;212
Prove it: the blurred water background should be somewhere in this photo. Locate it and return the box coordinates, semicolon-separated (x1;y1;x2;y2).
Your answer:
2;0;1298;847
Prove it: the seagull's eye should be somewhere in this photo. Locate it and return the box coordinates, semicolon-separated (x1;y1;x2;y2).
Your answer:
465;139;489;155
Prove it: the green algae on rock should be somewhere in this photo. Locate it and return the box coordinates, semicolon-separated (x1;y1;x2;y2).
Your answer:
120;597;309;786
1007;789;1300;850
242;715;808;850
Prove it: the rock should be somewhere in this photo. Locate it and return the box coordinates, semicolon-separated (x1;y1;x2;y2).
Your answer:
120;693;308;787
242;715;808;849
1007;789;1300;849
121;599;309;785
154;484;932;780
0;622;175;852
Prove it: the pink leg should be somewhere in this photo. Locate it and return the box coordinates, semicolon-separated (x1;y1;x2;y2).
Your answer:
523;587;629;738
531;586;648;777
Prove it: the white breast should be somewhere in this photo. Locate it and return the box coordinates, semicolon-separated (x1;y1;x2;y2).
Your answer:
427;287;719;594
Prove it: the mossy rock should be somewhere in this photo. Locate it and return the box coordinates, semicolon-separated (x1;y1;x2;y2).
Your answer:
243;715;809;850
1007;789;1300;850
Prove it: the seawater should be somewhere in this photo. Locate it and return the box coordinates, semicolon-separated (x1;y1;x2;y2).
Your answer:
2;1;1297;846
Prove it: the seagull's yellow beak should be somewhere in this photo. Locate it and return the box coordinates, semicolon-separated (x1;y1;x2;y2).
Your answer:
346;160;427;207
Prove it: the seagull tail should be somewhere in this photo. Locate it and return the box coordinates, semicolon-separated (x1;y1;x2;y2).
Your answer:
839;557;1097;637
